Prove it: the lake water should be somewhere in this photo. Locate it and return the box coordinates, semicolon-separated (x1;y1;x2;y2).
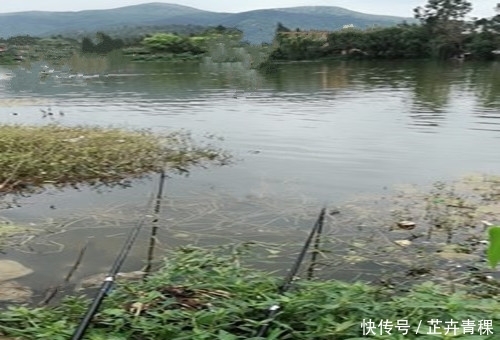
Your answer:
0;58;500;297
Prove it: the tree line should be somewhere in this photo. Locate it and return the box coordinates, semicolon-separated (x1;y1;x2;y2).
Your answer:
270;0;500;61
79;26;242;56
81;32;124;53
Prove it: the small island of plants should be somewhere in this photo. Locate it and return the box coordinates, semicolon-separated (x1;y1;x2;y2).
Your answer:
0;124;230;196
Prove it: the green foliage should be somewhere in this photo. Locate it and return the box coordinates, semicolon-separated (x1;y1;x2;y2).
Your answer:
133;28;243;61
0;125;230;194
487;226;500;268
0;35;80;65
465;32;499;60
413;0;472;25
272;37;325;60
5;35;40;46
142;33;205;55
0;245;499;339
214;25;228;33
465;15;500;60
81;32;124;54
270;25;433;61
81;37;94;53
269;0;499;61
276;22;291;33
327;29;367;54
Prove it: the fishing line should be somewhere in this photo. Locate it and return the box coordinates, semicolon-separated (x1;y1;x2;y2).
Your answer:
71;170;166;340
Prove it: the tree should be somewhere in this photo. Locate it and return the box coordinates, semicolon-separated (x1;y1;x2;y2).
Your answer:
215;25;226;33
142;33;205;55
413;0;473;58
81;37;95;53
414;0;472;25
81;33;124;54
276;22;291;33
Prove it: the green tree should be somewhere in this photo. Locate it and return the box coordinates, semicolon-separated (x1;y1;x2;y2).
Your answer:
142;33;205;55
276;22;291;33
414;0;472;25
81;37;95;53
94;32;124;53
81;33;124;54
327;29;366;54
6;35;39;45
215;25;226;33
414;0;473;58
465;6;500;60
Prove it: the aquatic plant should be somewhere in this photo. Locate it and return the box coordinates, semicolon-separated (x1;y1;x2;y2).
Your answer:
0;124;230;195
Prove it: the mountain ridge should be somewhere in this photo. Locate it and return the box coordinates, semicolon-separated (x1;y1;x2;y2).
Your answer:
0;2;414;43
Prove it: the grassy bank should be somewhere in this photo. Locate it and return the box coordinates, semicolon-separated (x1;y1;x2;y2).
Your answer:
0;124;230;195
0;244;499;339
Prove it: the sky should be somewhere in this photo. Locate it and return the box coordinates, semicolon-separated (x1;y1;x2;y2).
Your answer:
0;0;497;19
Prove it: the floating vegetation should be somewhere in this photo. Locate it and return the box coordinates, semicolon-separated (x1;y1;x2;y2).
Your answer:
307;174;500;295
4;174;500;295
0;188;317;267
0;216;41;249
0;124;230;195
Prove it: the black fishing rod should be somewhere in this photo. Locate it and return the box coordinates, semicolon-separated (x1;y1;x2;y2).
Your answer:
71;170;167;340
307;208;325;280
144;168;166;275
255;207;326;338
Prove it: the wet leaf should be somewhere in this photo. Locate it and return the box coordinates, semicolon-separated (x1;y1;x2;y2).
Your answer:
487;226;500;268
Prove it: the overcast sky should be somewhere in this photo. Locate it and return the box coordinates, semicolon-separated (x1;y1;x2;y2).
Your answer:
0;0;497;18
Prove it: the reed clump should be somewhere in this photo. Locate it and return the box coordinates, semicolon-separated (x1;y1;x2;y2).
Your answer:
0;124;230;194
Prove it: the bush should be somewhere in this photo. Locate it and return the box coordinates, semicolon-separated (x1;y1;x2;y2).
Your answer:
1;245;499;339
142;33;205;55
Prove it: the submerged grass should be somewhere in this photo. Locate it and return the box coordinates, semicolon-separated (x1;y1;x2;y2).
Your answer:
0;124;230;194
0;244;499;339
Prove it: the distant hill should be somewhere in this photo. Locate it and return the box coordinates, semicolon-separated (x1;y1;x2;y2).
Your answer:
0;2;414;43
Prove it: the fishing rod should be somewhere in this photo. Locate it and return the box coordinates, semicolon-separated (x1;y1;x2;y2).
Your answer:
144;168;166;275
307;207;325;280
71;170;167;340
255;207;326;338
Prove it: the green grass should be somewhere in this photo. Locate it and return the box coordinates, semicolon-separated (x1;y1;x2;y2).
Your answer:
0;124;229;194
0;244;499;339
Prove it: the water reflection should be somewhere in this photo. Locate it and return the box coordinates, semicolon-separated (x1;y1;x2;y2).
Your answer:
471;107;500;133
468;62;500;109
1;57;500;199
